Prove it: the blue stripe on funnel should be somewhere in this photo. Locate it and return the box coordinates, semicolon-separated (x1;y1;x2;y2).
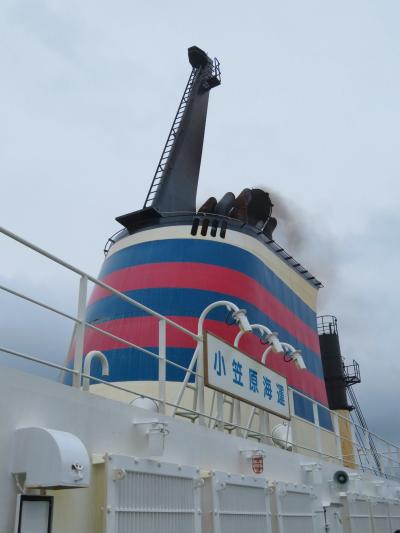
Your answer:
86;287;324;379
100;239;317;328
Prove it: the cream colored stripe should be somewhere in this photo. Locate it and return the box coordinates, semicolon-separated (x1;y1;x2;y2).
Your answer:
107;226;318;309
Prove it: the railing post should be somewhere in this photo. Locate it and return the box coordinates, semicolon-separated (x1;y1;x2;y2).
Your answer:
333;412;343;464
158;319;167;414
234;399;242;436
312;400;322;457
387;443;394;478
349;420;361;469
397;447;400;480
259;410;270;444
73;274;87;388
197;341;206;425
363;427;372;470
288;389;297;452
216;392;224;431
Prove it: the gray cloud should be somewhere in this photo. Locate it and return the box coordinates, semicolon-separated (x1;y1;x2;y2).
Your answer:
318;210;400;443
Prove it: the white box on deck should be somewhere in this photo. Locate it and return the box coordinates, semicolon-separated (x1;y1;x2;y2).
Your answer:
11;427;90;488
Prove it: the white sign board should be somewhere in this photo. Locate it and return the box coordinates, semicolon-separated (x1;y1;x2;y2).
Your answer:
204;332;290;419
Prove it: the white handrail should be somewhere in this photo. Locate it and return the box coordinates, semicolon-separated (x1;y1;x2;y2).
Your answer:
82;350;109;391
1;343;399;479
0;226;201;341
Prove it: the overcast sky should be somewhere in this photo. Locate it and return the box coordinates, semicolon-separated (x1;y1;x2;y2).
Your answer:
1;1;400;444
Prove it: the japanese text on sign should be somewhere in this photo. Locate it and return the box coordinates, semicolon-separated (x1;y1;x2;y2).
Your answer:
204;332;290;419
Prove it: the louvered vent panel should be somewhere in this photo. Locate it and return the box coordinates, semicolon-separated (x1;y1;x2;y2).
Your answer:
209;472;271;533
273;482;316;533
106;455;201;533
116;471;195;510
370;500;391;533
346;496;373;533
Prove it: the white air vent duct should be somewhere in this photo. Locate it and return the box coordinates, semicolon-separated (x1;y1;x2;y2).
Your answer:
12;427;90;489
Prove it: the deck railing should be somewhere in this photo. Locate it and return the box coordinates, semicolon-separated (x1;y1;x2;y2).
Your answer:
1;225;399;481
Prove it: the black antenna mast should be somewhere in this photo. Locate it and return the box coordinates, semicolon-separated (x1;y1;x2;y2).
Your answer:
143;46;221;212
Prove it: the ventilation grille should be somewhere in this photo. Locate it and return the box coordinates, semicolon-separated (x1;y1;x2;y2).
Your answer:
345;496;373;533
273;482;316;533
208;472;271;533
106;455;201;533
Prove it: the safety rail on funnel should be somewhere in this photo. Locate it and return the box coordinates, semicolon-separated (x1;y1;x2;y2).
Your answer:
1;225;400;482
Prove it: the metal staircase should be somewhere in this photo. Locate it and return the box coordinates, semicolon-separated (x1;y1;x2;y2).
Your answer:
144;67;199;208
347;385;383;475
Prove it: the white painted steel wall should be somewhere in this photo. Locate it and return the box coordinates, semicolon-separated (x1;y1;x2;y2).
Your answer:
1;365;400;533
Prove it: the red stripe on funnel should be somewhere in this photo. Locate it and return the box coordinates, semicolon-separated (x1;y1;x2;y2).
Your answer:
88;263;320;354
78;316;327;404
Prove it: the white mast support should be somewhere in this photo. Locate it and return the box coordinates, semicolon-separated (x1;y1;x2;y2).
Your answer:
216;391;224;431
73;275;88;388
158;319;167;414
172;300;249;425
288;389;298;453
233;324;280;438
259;409;270;445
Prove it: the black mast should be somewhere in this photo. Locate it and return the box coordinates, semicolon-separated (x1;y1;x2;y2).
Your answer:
116;46;220;231
144;46;221;212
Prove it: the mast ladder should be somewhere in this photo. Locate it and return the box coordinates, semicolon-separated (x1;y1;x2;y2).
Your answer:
143;67;199;208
